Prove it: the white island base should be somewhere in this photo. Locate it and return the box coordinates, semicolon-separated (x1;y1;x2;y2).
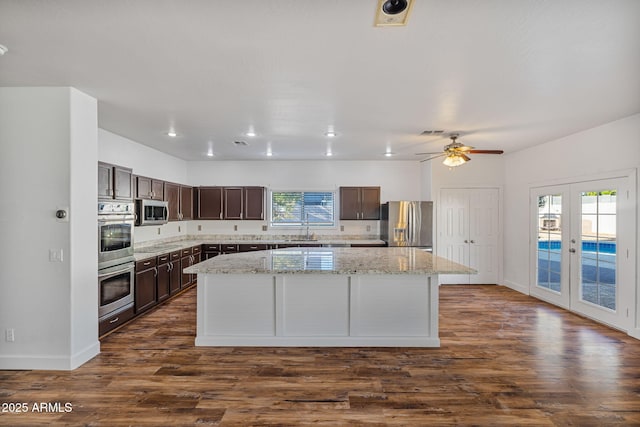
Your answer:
195;273;440;347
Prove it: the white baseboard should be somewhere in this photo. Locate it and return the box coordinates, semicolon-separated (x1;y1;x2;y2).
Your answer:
502;280;529;295
70;341;100;370
628;328;640;340
0;341;99;371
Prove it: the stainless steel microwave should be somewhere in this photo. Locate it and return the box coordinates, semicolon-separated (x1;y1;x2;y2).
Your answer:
135;199;169;226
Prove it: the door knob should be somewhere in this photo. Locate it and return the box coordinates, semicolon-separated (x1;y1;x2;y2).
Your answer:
464;240;469;243
470;240;475;244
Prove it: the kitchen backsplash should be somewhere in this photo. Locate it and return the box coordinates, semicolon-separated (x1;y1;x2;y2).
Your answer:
133;220;380;245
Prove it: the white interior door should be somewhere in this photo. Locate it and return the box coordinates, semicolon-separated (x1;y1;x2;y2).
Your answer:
530;175;635;331
468;190;500;283
438;188;500;284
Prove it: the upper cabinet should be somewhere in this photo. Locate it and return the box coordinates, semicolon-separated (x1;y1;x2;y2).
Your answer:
164;182;192;221
244;187;265;220
98;162;132;200
339;186;380;220
223;187;244;220
135;176;164;200
195;187;224;219
195;186;265;220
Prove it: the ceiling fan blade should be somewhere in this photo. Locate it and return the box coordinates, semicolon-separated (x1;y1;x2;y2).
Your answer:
419;153;446;163
415;152;443;156
468;149;504;154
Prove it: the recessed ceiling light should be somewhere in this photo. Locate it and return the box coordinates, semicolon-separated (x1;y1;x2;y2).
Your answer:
384;152;394;157
206;149;214;157
246;131;256;137
325;131;337;138
325;151;333;157
0;44;8;56
167;130;177;138
266;150;273;157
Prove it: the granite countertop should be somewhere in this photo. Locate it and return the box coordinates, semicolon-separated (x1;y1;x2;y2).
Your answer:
184;247;474;275
133;238;386;261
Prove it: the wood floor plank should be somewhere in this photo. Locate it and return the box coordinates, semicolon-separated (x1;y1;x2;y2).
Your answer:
1;284;640;426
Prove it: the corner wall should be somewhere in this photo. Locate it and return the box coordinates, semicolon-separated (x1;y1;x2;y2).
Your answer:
0;87;99;369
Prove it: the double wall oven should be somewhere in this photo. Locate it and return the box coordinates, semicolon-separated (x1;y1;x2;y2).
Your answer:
98;201;135;322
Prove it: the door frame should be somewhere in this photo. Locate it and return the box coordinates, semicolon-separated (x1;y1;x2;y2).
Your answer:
529;169;637;333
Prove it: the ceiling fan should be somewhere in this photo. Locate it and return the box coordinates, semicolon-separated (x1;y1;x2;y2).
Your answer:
416;134;504;167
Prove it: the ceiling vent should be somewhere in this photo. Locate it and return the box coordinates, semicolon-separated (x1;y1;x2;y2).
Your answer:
233;140;248;146
374;0;414;27
421;130;445;135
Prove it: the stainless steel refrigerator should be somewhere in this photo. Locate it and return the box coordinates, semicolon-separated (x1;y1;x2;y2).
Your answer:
380;201;433;248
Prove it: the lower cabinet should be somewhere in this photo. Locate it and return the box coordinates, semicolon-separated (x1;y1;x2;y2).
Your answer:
135;258;158;314
181;246;201;289
98;306;135;337
156;254;171;303
169;250;182;295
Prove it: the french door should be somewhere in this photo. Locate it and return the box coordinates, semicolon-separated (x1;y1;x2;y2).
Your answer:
530;175;635;331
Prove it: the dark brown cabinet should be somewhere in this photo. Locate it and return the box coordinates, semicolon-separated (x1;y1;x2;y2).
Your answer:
169;251;182;295
239;244;268;252
164;182;193;221
135;176;164;200
224;187;243;219
221;243;239;254
181;185;193;220
195;186;264;220
99;162;133;200
180;246;200;289
244;187;265;220
156;254;171;303
135;258;157;314
203;244;221;259
339;186;380;220
195;187;224;219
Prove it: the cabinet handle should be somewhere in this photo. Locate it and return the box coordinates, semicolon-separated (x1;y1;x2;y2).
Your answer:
470;240;475;244
154;267;158;277
143;261;151;266
464;240;469;244
109;317;119;324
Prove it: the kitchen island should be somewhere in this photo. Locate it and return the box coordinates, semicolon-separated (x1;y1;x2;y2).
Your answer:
185;247;473;347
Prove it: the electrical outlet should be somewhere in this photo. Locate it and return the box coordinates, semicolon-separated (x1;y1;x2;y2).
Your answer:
178;226;181;233
234;225;238;231
340;225;344;232
262;225;268;231
366;225;371;232
157;227;161;235
198;225;202;231
5;328;15;342
49;249;63;262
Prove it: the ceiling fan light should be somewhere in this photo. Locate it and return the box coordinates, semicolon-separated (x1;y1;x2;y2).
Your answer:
442;154;468;167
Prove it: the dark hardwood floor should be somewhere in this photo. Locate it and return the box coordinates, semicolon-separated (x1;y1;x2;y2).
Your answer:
1;285;639;426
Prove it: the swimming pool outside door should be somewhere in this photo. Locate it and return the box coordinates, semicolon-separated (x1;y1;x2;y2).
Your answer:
530;175;635;331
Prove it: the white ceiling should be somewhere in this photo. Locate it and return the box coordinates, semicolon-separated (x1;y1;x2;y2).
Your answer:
1;0;639;161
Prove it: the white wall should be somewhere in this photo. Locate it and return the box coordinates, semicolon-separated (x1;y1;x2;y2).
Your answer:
503;113;640;336
187;160;422;201
0;87;99;369
98;129;188;184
